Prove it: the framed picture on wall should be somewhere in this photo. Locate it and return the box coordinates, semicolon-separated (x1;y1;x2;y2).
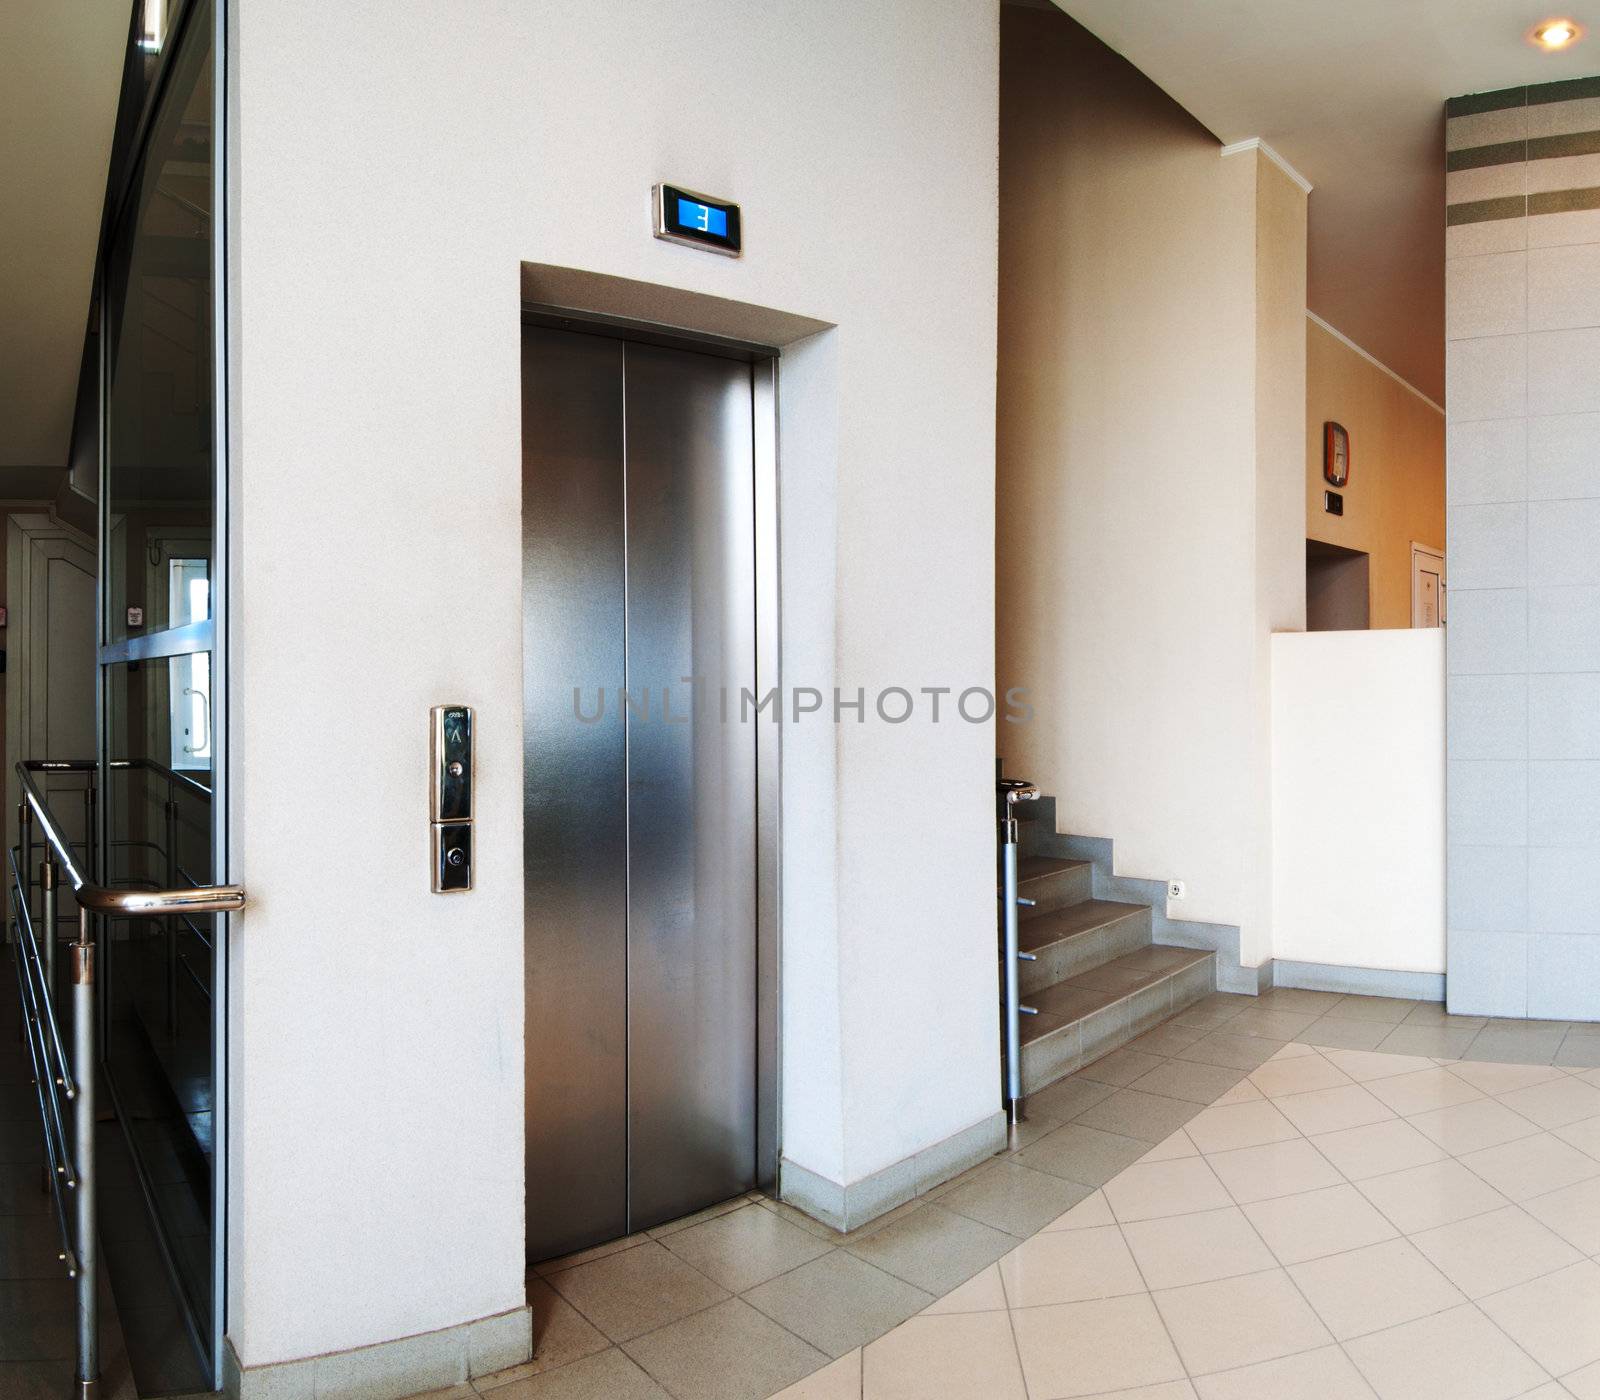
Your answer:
1324;421;1350;488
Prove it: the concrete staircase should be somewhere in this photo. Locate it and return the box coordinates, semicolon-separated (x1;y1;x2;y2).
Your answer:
1008;817;1216;1096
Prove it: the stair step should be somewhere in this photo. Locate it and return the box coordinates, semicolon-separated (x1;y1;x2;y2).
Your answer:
1018;946;1215;1096
1013;856;1091;914
1019;899;1151;995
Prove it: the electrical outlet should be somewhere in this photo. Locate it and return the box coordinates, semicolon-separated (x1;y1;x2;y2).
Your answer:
1168;880;1185;901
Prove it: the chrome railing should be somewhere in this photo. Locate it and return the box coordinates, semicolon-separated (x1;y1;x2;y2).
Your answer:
9;760;244;1400
997;779;1039;1131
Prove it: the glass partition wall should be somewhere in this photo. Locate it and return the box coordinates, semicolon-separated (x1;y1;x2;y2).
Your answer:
97;0;228;1383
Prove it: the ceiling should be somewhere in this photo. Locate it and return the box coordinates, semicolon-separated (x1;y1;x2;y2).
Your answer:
0;0;126;488
1051;0;1600;404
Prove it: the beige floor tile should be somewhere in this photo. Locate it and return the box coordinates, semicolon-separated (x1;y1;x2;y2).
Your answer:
862;1311;1024;1400
1407;1099;1541;1155
1248;1055;1353;1099
1478;1258;1600;1377
1514;1385;1575;1400
1184;1100;1300;1154
1152;1269;1330;1375
1325;996;1420;1024
1308;1118;1446;1181
1343;1303;1548;1400
1460;1131;1600;1202
1566;1358;1600;1400
1139;1129;1199;1162
766;1350;860;1400
996;1223;1145;1307
1354;1159;1508;1234
1363;1067;1484;1116
1012;1293;1186;1399
1203;1138;1343;1204
1554;1113;1600;1158
1075;1089;1204;1144
1498;1076;1600;1129
622;1297;829;1400
1192;1344;1378;1399
1127;1060;1250;1106
533;1234;653;1278
1272;1085;1395;1137
1286;1237;1465;1340
1120;1207;1277;1290
646;1194;752;1240
484;1348;673;1400
922;1262;1006;1315
743;1251;933;1359
1076;1385;1196;1400
1410;1205;1583;1298
1445;1061;1569;1095
1042;1189;1113;1232
1102;1156;1232;1223
1521;1174;1600;1253
1014;1123;1151;1188
1319;1048;1439;1082
845;1205;1015;1297
658;1203;833;1293
1242;1183;1397;1264
545;1240;730;1343
934;1160;1093;1238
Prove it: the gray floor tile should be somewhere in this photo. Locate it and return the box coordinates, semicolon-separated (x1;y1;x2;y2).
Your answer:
743;1251;932;1359
932;1159;1093;1238
0;1215;63;1281
477;1279;610;1386
621;1297;828;1400
658;1204;832;1294
1554;1036;1600;1068
1298;1018;1393;1052
545;1240;730;1343
1025;1074;1117;1122
0;1360;74;1400
1074;1088;1203;1143
1325;996;1421;1024
844;1203;1015;1296
1126;1059;1249;1105
1012;1122;1150;1187
1172;994;1252;1030
1075;1047;1167;1087
1124;1022;1208;1057
1401;1003;1484;1030
0;1278;74;1361
1374;1025;1479;1059
1465;1029;1565;1064
1226;1009;1321;1040
1175;1031;1283;1071
1258;989;1346;1014
483;1348;671;1400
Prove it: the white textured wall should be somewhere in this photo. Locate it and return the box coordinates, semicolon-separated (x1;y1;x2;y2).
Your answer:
228;0;1000;1366
1271;630;1446;974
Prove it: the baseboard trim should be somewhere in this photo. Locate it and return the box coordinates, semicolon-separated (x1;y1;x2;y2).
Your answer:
1271;959;1445;1002
224;1303;532;1400
779;1109;1006;1233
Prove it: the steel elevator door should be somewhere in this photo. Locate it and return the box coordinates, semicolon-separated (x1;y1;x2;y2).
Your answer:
522;325;759;1262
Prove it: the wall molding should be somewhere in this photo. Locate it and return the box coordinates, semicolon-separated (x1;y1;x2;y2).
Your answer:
1270;958;1446;1003
224;1305;532;1400
1220;136;1314;194
1306;310;1445;416
780;1110;1006;1233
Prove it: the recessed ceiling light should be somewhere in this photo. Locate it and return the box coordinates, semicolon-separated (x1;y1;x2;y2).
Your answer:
1530;18;1583;49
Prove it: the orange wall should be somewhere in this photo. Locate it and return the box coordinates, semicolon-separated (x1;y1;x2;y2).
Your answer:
1306;318;1444;629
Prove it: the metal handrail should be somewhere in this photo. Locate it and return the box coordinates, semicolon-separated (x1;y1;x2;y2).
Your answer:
9;762;245;1399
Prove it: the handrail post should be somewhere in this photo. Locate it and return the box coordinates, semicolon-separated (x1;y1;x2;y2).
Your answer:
19;802;32;931
998;781;1039;1134
72;904;98;1400
83;780;97;884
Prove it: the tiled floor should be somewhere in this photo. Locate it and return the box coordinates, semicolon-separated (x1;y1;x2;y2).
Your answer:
455;989;1600;1400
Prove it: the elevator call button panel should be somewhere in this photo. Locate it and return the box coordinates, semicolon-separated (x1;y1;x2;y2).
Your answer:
653;183;742;257
430;704;473;893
